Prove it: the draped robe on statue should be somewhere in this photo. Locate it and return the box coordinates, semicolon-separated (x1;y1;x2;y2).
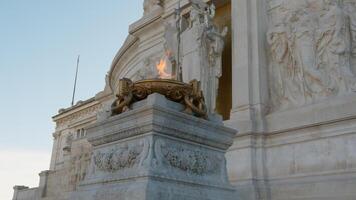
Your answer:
179;1;227;114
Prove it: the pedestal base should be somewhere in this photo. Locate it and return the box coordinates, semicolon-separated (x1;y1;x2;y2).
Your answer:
71;93;237;200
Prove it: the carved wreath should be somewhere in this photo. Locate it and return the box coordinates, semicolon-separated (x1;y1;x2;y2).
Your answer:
93;144;144;172
155;139;221;175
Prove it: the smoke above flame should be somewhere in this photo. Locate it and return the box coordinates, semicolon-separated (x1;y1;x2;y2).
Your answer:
156;51;172;79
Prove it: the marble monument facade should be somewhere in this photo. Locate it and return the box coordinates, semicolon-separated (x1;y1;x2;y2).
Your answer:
13;0;356;200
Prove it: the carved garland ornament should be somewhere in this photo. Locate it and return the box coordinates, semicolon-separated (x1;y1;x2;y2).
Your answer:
156;140;221;175
111;78;208;119
93;144;144;172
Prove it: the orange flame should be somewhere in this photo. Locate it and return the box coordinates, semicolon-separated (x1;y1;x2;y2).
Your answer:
156;54;171;79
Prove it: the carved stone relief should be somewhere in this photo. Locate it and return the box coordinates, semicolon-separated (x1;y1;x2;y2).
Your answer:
182;0;227;114
69;146;91;190
56;104;101;129
93;142;145;172
163;0;227;114
154;139;222;175
267;0;356;111
63;133;73;152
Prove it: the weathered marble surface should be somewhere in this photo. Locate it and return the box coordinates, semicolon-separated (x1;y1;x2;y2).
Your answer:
227;1;356;200
71;93;237;200
13;186;39;200
143;0;162;16
267;0;356;111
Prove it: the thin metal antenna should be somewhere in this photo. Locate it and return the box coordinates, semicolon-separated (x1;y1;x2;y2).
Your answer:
71;55;80;106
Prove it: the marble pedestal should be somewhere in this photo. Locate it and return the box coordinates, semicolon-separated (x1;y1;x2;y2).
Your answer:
70;93;237;200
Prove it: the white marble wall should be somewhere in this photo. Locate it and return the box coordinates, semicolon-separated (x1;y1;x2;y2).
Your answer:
13;187;39;200
267;0;356;111
227;0;356;199
13;1;356;200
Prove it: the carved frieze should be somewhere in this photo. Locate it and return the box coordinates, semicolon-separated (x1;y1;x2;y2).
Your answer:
155;139;221;175
267;0;356;111
93;143;144;172
56;104;102;129
69;149;91;189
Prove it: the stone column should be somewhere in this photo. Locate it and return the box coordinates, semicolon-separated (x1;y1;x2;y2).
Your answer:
39;170;50;198
49;132;60;170
71;93;237;200
227;0;270;200
229;0;269;133
12;186;29;200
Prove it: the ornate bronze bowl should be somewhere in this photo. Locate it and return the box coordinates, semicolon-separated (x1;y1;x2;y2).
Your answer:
111;78;207;119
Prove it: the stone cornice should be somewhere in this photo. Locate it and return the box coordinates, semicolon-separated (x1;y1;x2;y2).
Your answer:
87;102;236;150
54;102;101;130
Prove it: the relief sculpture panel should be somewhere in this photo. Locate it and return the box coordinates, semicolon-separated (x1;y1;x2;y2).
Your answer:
93;141;145;172
154;139;223;176
267;0;356;111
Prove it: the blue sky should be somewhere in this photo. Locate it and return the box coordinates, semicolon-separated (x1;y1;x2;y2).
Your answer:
0;1;142;199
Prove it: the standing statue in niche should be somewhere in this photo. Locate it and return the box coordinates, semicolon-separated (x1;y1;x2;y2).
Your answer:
176;0;227;114
267;0;356;111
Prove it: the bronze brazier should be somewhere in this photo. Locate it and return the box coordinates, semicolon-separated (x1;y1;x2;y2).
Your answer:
111;78;207;119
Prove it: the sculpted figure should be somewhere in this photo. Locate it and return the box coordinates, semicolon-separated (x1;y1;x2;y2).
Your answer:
292;1;326;101
267;20;304;109
267;0;356;111
342;0;356;74
180;0;227;113
317;0;356;95
205;26;228;113
267;1;308;109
